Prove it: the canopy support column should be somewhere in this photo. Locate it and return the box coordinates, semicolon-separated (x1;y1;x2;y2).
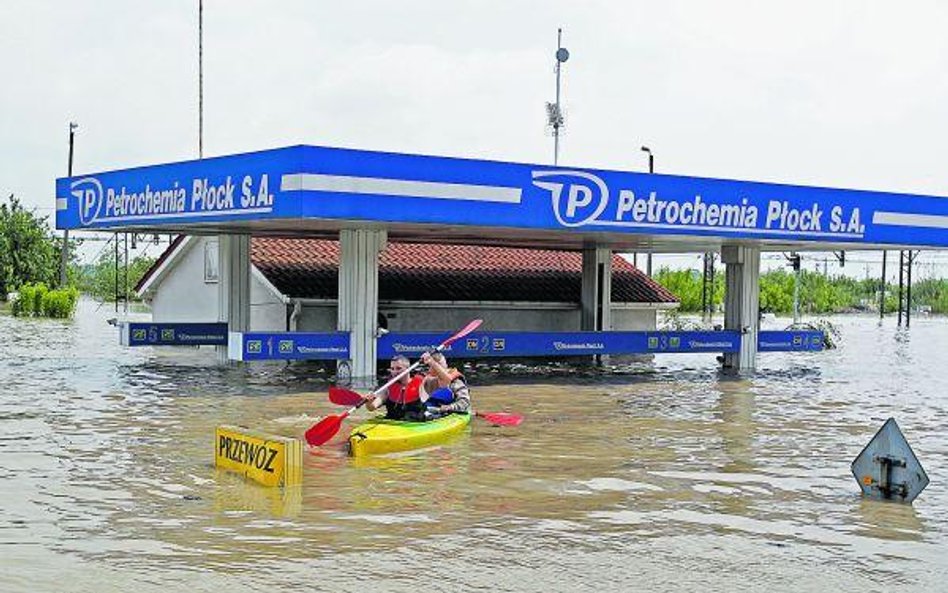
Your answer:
581;245;612;331
218;234;251;363
338;228;387;387
722;245;760;374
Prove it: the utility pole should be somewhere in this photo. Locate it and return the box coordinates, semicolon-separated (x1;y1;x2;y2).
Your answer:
880;251;887;318
896;251;918;327
113;233;119;313
641;146;654;277
701;252;715;322
59;122;78;286
786;253;801;323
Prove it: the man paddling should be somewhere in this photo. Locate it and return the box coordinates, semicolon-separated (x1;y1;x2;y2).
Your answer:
421;351;471;415
362;352;470;420
363;355;429;421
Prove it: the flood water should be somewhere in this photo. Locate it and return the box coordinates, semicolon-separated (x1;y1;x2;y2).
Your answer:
2;299;947;592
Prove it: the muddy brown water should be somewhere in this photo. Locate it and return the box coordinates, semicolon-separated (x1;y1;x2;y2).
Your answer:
2;299;946;592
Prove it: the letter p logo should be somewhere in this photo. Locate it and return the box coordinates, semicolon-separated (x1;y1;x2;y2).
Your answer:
532;170;610;227
71;177;104;226
566;185;593;218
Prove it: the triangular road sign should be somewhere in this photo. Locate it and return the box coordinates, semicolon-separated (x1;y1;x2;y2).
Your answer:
851;418;929;503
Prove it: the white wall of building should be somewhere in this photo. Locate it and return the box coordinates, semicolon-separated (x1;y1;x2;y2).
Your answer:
611;307;659;331
295;304;336;332
250;268;288;331
148;237;287;331
150;238;219;322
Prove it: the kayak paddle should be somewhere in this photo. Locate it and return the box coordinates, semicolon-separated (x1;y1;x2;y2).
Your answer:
473;411;523;427
327;386;524;427
305;319;484;447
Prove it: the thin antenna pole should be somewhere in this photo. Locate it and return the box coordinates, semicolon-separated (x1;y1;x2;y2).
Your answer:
199;0;203;158
554;28;562;165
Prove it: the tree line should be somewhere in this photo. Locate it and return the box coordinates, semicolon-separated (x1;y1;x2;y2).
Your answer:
655;266;948;315
1;194;155;316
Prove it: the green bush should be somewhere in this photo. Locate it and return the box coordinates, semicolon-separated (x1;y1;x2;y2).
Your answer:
12;283;42;316
11;282;78;318
41;286;79;318
31;283;48;315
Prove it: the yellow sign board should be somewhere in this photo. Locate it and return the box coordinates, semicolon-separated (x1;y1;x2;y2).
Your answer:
215;425;302;488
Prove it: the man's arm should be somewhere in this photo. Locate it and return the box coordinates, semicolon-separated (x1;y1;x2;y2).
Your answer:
423;353;454;388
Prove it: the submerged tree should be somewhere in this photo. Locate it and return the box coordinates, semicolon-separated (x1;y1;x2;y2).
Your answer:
0;195;61;298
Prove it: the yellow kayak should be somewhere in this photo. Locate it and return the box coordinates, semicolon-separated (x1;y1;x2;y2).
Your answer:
348;413;472;457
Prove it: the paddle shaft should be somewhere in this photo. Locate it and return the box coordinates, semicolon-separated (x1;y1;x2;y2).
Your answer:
361;318;482;408
337;329;466;415
306;319;483;446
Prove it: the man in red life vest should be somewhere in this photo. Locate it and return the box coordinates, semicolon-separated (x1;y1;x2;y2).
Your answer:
363;355;429;421
364;353;471;421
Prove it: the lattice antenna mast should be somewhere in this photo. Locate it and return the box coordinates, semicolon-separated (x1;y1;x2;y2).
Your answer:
546;28;570;165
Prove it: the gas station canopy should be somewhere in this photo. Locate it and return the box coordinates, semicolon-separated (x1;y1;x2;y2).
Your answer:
56;144;948;252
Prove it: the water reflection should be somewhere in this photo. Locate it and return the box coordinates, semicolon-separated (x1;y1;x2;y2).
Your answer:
214;479;303;518
716;379;756;472
854;496;925;542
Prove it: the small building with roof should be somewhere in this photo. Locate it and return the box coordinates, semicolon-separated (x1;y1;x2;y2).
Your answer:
135;236;678;336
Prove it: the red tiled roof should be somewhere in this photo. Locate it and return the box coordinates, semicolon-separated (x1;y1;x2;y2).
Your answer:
251;238;678;304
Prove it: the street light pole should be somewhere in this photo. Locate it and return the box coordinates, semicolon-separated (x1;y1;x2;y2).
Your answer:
59;122;78;287
640;146;654;276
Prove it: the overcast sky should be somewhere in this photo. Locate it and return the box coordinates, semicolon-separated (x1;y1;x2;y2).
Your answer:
2;1;947;274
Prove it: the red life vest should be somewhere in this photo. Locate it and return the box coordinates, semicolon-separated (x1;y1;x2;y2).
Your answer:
388;374;425;404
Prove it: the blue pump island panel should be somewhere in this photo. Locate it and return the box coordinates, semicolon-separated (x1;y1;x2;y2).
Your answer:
379;330;742;358
757;330;824;352
57;145;948;249
219;330;821;361
229;331;350;361
120;322;228;346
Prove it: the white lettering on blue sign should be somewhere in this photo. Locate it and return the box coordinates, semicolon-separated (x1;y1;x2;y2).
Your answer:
553;341;605;351
689;340;735;348
70;174;274;226
532;169;865;237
